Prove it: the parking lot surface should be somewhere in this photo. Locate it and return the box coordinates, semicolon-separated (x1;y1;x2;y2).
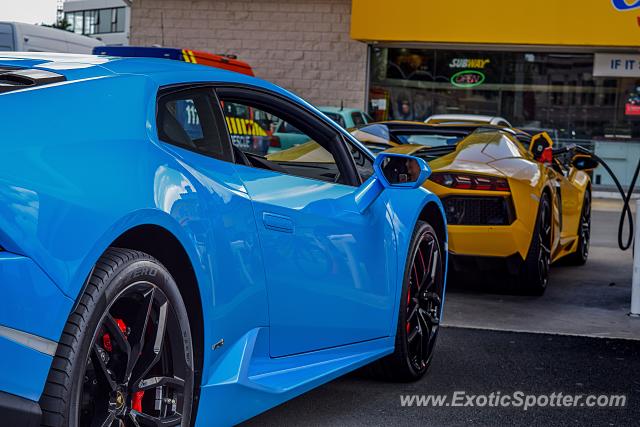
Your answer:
243;200;640;425
243;328;640;426
444;208;640;340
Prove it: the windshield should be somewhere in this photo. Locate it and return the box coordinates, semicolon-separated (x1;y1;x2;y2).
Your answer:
395;133;463;147
0;23;14;51
352;124;391;142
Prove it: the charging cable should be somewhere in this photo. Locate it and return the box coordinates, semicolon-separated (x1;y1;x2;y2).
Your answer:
553;144;640;250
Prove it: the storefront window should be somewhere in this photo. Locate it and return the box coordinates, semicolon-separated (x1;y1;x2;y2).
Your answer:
368;47;640;144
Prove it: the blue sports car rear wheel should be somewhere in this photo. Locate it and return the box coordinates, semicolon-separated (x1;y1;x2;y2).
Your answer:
368;220;444;382
39;248;194;427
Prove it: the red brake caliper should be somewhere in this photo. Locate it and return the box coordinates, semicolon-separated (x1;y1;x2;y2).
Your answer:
406;278;412;333
101;319;145;412
102;318;127;352
407;247;426;334
132;390;144;412
407;264;416;333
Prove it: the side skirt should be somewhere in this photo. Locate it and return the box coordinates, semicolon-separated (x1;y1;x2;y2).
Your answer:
194;328;394;426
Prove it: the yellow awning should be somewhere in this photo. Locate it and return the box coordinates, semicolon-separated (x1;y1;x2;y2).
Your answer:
351;0;640;47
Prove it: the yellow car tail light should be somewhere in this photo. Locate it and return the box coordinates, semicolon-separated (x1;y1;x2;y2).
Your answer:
430;172;510;192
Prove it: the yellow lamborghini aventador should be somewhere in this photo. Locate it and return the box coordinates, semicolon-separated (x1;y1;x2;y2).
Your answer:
353;122;594;295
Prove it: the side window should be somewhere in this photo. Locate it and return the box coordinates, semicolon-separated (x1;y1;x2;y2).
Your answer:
221;101;277;155
157;88;232;161
219;98;352;185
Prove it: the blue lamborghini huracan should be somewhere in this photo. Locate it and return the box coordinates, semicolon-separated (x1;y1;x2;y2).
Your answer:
0;53;447;426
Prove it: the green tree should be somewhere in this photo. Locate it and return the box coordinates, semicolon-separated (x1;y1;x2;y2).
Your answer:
42;17;72;32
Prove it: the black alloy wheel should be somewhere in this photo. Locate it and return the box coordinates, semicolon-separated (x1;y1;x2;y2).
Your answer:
39;248;195;427
537;197;552;286
368;221;445;382
565;191;591;265
79;283;188;426
516;193;552;295
404;225;444;373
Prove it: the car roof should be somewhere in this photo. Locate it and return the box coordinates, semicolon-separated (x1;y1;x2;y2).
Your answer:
0;52;375;154
0;22;104;47
0;52;292;99
0;52;263;85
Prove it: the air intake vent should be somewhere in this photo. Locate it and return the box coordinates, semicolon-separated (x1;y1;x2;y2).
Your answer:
0;68;66;93
442;196;516;225
0;75;32;86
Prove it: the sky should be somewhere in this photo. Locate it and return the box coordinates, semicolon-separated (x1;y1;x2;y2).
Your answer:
1;0;60;25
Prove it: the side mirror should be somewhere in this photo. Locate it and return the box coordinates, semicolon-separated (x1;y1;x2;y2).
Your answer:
571;154;599;171
529;132;553;162
374;152;431;188
355;153;430;213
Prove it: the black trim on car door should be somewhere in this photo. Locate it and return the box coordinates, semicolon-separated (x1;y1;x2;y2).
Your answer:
214;85;361;187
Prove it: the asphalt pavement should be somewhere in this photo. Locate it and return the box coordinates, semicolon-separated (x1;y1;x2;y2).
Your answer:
443;206;640;340
243;328;639;426
241;199;640;426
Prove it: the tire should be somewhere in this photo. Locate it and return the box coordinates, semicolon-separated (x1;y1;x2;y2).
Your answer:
516;193;552;296
563;191;591;266
368;220;445;382
39;248;195;427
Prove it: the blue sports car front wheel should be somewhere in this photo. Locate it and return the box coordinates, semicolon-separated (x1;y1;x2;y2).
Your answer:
39;248;195;427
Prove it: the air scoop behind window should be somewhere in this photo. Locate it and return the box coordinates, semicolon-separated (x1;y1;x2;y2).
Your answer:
0;68;66;93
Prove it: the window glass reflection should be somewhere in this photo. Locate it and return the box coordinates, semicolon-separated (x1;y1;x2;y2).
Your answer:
369;47;640;143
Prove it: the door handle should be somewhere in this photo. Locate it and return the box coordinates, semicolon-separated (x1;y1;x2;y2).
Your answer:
262;212;294;233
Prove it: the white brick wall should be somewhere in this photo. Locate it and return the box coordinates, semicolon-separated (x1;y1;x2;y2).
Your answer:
130;0;368;109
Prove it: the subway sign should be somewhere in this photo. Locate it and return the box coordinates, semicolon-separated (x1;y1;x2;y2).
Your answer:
449;57;490;87
449;58;491;69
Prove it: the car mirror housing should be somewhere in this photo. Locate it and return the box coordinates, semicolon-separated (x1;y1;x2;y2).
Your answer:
355;153;430;213
374;152;431;189
571;154;599;171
